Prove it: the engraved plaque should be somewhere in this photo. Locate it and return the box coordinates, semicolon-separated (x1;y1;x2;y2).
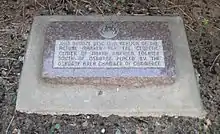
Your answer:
42;20;176;87
53;40;165;68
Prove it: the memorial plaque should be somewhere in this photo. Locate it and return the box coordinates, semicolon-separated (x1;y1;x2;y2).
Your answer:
17;16;204;117
42;20;176;87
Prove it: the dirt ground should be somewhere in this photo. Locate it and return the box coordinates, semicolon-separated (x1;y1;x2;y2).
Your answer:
0;0;220;133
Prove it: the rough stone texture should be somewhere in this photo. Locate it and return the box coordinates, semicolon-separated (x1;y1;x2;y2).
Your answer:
16;16;205;118
42;19;176;87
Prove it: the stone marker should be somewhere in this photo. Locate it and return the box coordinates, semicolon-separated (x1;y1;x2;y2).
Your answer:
16;16;205;118
42;21;176;87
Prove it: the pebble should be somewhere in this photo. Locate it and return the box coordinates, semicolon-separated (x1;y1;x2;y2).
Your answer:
205;118;211;126
85;5;90;8
115;128;122;134
2;70;7;76
69;123;77;127
101;128;105;133
12;128;21;134
98;90;103;96
22;33;28;40
88;7;93;11
116;11;121;15
85;5;93;11
155;121;160;126
82;121;88;127
18;56;24;62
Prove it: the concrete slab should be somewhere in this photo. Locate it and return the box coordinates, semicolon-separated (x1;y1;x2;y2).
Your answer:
16;16;206;118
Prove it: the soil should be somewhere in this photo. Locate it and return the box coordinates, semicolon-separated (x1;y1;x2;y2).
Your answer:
0;0;220;133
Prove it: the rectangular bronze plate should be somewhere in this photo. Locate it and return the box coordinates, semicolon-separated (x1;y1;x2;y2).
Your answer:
42;19;176;87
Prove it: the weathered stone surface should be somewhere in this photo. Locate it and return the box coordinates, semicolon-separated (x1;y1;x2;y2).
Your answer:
42;20;176;87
